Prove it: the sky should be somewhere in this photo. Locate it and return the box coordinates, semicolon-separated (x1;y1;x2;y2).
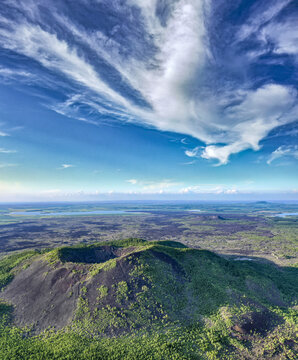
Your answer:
0;0;297;202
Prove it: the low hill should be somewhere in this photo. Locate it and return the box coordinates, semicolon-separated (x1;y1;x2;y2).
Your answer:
0;239;297;359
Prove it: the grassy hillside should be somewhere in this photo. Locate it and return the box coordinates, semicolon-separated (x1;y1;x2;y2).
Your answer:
0;239;297;359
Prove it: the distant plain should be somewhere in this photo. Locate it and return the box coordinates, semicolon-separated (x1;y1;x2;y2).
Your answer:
0;202;297;266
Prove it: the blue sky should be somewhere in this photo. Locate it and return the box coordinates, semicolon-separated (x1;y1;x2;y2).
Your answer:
0;0;297;201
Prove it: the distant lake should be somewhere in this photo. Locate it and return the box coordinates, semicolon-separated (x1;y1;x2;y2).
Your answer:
276;212;298;218
8;210;131;216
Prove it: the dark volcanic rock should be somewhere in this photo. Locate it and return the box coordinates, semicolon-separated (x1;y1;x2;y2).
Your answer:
2;259;84;331
232;310;280;335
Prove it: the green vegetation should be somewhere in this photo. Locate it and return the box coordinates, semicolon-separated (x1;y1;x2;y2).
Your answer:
0;238;297;359
97;286;108;299
115;281;129;303
0;251;39;290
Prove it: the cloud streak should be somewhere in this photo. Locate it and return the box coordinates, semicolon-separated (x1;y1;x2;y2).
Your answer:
59;164;75;169
126;178;181;191
0;148;17;153
0;163;17;168
267;145;298;165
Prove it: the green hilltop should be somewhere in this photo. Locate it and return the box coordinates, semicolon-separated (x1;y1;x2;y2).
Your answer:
0;239;297;359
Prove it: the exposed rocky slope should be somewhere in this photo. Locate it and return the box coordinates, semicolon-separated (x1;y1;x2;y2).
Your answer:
0;239;297;359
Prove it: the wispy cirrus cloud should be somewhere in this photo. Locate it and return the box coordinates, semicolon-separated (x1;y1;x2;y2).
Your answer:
236;0;291;41
267;145;298;165
178;184;239;194
0;22;132;109
141;180;181;192
0;66;31;78
185;147;201;158
126;178;181;192
0;163;17;168
0;0;297;165
58;164;74;169
126;179;138;185
182;160;196;165
0;122;10;137
260;16;298;60
0;148;17;153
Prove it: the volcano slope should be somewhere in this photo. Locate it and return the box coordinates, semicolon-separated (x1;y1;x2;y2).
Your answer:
0;239;297;359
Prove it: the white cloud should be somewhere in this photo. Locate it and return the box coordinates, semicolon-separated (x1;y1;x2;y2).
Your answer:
0;163;17;168
141;180;181;191
225;189;238;194
185;146;201;158
0;22;133;112
59;164;74;169
260;17;298;59
182;83;297;165
126;179;138;185
201;84;297;164
0;148;16;153
237;0;291;41
267;145;298;165
49;93;131;126
125;178;181;191
50;0;212;139
0;66;31;78
178;184;239;194
182;160;196;165
0;0;297;166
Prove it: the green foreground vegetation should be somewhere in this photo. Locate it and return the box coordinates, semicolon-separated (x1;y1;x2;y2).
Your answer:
0;239;297;359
